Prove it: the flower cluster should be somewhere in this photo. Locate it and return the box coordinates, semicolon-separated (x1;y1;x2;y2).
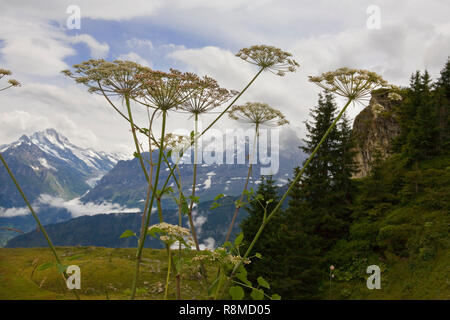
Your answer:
228;102;289;127
0;68;21;91
135;69;200;111
236;45;299;76
62;59;148;97
388;92;402;101
179;75;238;115
308;68;392;103
148;222;193;247
192;247;251;266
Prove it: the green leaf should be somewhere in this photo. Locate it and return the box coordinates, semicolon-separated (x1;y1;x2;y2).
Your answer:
148;226;165;238
257;276;270;289
133;151;141;159
188;195;200;203
120;230;137;239
57;263;67;274
223;241;232;248
266;199;273;204
236;266;251;286
251;288;264;300
167;149;172;158
271;294;281;300
210;202;220;210
37;262;53;271
229;286;244;300
234;233;244;247
214;193;225;201
255;253;262;259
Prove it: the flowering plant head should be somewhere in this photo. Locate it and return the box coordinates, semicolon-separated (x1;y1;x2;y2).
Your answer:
62;59;148;97
192;247;251;268
388;92;402;101
0;68;21;90
308;68;392;103
148;222;193;247
179;75;238;115
236;45;299;76
135;69;200;111
228;102;289;127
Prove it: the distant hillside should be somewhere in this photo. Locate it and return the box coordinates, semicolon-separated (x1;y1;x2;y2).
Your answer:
81;132;305;208
5;196;243;248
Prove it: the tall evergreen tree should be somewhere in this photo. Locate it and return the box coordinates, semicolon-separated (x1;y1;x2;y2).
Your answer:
282;92;356;297
405;70;438;161
434;58;450;152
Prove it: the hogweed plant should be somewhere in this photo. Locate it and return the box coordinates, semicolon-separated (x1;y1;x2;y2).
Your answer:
215;68;393;299
224;102;289;243
62;44;299;300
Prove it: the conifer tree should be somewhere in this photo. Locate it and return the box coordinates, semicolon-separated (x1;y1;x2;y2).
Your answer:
434;58;450;152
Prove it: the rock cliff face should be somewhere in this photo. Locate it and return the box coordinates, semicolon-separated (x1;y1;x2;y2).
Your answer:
351;90;402;178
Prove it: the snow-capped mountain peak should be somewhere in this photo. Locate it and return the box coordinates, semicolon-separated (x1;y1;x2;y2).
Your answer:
1;129;131;208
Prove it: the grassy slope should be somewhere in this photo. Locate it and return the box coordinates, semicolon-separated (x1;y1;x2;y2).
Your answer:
0;247;210;300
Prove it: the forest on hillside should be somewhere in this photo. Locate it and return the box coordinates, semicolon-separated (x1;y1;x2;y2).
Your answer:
241;60;450;299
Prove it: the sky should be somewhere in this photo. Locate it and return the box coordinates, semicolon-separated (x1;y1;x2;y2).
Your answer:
0;0;449;155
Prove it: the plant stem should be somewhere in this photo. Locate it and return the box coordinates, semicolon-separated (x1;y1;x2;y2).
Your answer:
187;113;209;284
125;95;149;182
0;153;80;300
219;99;353;299
131;110;167;299
188;114;201;252
164;248;172;300
224;124;258;243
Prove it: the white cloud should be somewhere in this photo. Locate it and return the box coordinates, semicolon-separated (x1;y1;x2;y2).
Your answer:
199;237;216;250
117;52;151;67
126;38;154;51
1;0;449;155
70;34;109;58
0;207;29;217
0;194;140;218
0;17;74;77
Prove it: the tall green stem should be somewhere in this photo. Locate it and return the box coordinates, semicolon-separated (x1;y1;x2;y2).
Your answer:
125;95;149;182
164;249;172;300
131;110;167;299
188;113;201;252
218;99;353;299
224;124;259;243
0;153;80;300
187;113;209;284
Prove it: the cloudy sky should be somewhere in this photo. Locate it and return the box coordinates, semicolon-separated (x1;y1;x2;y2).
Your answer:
0;0;449;155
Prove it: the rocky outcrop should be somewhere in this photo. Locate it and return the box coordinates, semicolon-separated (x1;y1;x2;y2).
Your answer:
351;90;402;178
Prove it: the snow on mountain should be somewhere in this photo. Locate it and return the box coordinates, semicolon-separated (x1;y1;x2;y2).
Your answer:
22;128;126;174
0;129;129;208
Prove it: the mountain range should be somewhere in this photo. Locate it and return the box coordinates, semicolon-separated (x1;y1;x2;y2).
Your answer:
0;128;126;208
1;128;305;248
